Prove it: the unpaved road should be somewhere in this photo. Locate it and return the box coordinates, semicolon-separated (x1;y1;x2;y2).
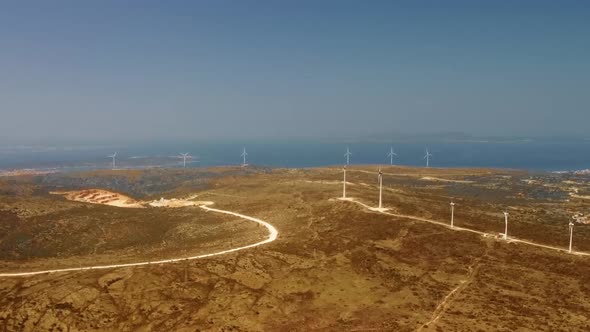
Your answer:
0;203;278;277
416;246;489;332
2;176;586;278
338;197;590;257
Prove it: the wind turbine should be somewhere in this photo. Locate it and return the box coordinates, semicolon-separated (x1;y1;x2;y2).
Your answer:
108;152;117;170
241;147;248;166
342;165;347;199
503;212;509;240
378;167;383;209
569;220;575;253
179;153;191;168
387;147;397;165
450;202;456;229
424;148;432;168
344;147;352;165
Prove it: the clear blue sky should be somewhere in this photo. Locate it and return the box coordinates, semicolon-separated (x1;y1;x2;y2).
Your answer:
1;1;589;143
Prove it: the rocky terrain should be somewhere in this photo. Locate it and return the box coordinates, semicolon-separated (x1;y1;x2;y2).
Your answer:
0;166;589;331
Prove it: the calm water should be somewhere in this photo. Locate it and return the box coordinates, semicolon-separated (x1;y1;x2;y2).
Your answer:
0;140;589;172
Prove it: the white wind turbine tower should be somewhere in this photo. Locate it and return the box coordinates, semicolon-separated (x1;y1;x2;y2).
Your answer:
241;147;248;166
387;147;397;165
503;211;509;240
344;147;352;165
378;167;383;209
179;153;191;168
108;152;117;170
450;202;456;229
569;220;575;253
424;148;432;168
342;165;347;199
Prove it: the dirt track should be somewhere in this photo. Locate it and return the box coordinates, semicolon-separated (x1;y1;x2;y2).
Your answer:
0;203;278;277
338;196;590;257
1;167;590;331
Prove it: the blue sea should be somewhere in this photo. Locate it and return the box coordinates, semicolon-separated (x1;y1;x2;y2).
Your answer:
0;140;589;172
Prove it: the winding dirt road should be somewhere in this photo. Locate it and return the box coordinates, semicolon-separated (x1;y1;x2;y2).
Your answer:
0;204;278;278
338;197;590;257
2;177;586;278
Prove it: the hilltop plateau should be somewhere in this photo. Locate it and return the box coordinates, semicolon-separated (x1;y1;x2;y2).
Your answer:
0;166;589;331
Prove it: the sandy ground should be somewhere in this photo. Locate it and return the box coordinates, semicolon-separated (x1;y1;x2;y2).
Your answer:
421;176;475;184
52;189;215;209
52;189;146;208
148;197;214;208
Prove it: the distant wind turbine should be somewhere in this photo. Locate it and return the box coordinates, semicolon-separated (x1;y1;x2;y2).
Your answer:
108;152;117;170
344;147;352;165
179;153;191;168
342;165;347;199
503;212;509;240
378;167;383;209
450;202;456;229
424;148;432;168
387;147;397;165
569;220;575;253
241;147;248;166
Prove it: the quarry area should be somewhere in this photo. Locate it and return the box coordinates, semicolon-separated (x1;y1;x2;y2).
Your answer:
51;189;213;209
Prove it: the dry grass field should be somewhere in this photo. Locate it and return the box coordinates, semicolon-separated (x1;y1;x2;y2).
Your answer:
0;166;589;331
